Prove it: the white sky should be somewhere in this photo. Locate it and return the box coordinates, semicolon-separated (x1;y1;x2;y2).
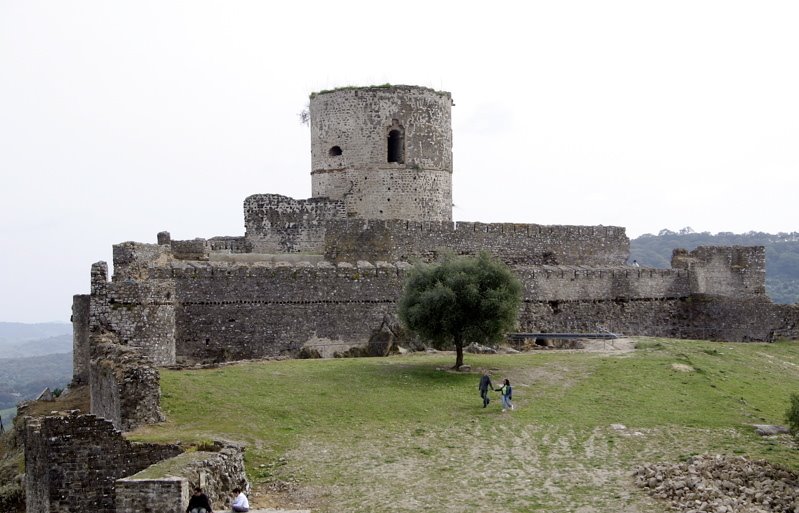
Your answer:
1;1;797;323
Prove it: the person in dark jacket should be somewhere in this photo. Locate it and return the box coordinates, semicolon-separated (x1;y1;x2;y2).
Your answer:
187;487;213;513
478;371;493;408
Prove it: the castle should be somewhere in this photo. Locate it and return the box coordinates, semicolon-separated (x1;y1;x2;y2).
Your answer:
21;85;799;513
71;85;798;377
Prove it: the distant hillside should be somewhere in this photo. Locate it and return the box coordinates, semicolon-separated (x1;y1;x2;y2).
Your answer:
0;322;72;357
0;352;72;410
630;229;799;304
0;321;71;343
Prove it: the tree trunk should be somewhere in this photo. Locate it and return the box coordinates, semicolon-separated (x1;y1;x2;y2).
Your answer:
454;336;464;370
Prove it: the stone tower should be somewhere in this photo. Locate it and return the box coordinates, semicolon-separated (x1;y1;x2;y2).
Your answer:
309;85;453;221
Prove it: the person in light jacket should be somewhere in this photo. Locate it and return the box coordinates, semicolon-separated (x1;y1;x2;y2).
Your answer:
496;378;514;412
230;487;249;512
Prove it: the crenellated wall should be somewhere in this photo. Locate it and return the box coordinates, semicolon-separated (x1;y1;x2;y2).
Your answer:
77;232;786;371
322;220;631;266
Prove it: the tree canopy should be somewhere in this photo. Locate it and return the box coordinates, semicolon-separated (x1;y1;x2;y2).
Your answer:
398;252;523;369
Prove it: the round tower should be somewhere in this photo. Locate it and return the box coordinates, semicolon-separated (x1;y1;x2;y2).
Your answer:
309;85;453;221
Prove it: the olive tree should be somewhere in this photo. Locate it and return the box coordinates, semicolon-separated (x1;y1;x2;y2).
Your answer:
398;252;523;369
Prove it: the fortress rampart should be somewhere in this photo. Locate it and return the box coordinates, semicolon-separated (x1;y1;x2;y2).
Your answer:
70;239;797;375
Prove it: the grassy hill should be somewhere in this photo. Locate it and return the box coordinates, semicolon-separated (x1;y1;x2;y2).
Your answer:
131;338;799;513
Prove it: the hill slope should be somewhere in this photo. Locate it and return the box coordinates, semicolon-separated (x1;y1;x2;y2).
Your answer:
0;352;73;410
0;322;72;357
132;339;799;513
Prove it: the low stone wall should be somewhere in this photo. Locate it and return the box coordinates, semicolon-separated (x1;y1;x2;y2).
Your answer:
23;412;182;513
116;441;247;513
115;478;186;513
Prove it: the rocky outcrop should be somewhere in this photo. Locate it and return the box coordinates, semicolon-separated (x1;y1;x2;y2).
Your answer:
634;454;799;512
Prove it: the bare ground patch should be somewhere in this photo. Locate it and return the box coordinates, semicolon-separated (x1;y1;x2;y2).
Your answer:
255;424;759;512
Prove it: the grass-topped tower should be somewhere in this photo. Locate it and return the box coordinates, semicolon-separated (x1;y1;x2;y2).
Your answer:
309;85;454;221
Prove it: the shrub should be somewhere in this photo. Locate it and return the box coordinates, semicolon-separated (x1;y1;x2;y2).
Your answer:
785;393;799;436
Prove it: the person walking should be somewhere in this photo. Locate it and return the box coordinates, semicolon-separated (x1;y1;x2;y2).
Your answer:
478;371;493;408
496;378;514;412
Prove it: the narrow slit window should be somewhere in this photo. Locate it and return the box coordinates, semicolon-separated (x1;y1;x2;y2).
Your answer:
387;130;404;163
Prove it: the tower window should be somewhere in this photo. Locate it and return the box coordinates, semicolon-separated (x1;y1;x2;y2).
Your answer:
329;146;342;156
387;130;404;163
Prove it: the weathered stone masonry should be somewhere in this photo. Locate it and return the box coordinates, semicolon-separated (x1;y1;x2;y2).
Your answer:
24;412;182;513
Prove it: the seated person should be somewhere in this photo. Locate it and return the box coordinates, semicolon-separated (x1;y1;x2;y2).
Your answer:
186;486;213;513
230;487;249;512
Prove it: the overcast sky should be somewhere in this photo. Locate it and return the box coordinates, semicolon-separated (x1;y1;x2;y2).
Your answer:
1;1;797;323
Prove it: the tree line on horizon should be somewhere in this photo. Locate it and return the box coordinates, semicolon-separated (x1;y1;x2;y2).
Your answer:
629;228;799;305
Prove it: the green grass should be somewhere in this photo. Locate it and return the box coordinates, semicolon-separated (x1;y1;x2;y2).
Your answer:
131;338;799;512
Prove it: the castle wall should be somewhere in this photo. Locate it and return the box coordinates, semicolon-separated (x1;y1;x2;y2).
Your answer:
86;239;778;368
91;261;176;366
145;259;757;364
309;86;453;221
166;261;405;363
515;266;691;301
323;220;630;266
244;193;346;253
71;294;90;384
672;246;766;298
113;242;172;281
90;339;165;431
24;412;181;513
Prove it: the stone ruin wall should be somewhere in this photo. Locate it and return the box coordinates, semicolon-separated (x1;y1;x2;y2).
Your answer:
89;338;165;431
116;441;247;513
71;294;91;385
309;86;453;222
90;261;176;366
24;412;182;513
244;193;346;253
672;245;767;297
